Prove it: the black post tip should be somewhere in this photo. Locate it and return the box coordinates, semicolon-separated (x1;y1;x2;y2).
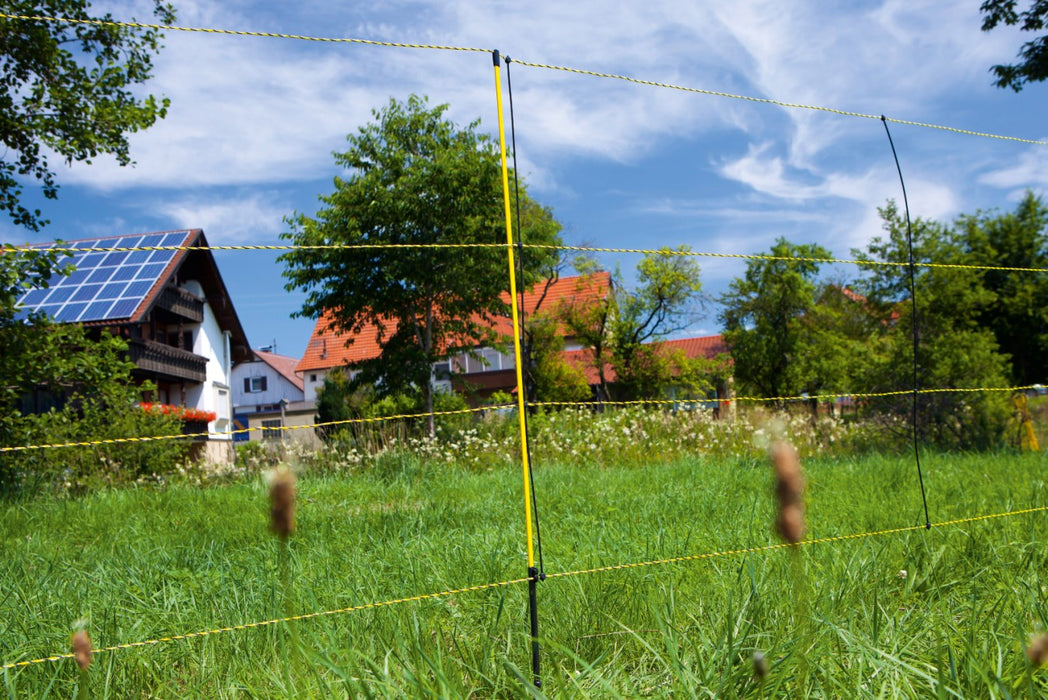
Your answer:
492;49;500;67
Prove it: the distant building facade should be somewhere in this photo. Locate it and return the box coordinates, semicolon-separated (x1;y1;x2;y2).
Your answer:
232;350;317;446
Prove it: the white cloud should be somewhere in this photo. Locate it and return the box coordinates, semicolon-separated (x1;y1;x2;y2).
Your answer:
38;1;1046;247
979;145;1048;193
148;191;290;243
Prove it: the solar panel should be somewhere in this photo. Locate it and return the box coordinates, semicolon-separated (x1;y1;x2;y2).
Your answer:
14;231;194;323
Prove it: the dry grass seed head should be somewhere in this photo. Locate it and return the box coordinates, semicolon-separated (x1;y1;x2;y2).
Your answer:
1029;633;1048;666
770;440;805;544
752;650;769;680
71;630;92;671
270;468;296;539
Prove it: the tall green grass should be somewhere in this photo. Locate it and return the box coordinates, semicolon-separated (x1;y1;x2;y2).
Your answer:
1;449;1046;697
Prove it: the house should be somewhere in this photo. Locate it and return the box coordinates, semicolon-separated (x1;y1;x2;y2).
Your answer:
296;273;613;403
14;230;251;462
232;349;318;446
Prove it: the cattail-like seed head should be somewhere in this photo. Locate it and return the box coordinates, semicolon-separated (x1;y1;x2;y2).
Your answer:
777;503;805;544
770;441;805;544
1029;633;1048;666
269;468;296;540
752;650;769;680
71;630;92;671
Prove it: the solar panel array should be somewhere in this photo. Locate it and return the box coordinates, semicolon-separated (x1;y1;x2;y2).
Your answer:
15;232;193;324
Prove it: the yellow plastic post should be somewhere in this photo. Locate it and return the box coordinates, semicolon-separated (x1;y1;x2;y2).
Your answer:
492;52;535;570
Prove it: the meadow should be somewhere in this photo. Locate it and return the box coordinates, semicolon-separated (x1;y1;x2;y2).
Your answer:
1;410;1047;697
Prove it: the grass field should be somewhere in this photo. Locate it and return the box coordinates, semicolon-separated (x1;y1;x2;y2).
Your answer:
1;448;1046;697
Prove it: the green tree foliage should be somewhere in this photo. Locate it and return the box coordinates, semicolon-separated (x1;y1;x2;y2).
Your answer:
0;1;175;230
561;248;710;401
314;368;356;428
525;311;591;403
558;263;617;401
280;96;562;434
980;0;1048;90
955;191;1048;385
719;239;838;404
855;203;1013;449
610;247;707;400
1;246;185;494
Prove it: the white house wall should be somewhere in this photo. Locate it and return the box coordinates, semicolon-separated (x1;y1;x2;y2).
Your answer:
302;369;328;402
182;279;232;439
232;360;305;409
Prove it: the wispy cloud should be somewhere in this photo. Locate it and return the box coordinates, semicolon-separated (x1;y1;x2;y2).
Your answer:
979;144;1048;194
147;191;290;243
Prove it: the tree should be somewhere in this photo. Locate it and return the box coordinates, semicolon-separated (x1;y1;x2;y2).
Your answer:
854;203;1013;449
955;191;1048;385
980;0;1048;90
560;248;707;402
525;310;591;404
280;96;563;436
609;247;706;400
0;1;175;231
719;239;837;405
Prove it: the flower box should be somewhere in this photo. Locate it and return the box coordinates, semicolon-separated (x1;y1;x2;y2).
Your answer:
140;403;217;425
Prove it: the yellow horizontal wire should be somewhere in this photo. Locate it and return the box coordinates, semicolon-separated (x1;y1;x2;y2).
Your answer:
509;60;1048;148
2;14;1043;147
0;576;532;671
531;385;1042;410
4;503;1044;672
545;503;1048;581
0;405;505;454
2;384;1036;454
8;243;1048;275
0;13;488;53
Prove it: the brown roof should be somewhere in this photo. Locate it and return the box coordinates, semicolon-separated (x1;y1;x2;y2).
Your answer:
255;350;304;391
296;273;612;373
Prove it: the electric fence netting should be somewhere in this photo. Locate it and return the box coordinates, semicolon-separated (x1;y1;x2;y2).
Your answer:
1;12;1047;694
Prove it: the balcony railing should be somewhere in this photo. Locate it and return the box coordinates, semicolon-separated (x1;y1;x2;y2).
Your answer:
127;338;208;383
154;284;204;323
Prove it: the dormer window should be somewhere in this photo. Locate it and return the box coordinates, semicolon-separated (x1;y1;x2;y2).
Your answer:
245;376;268;393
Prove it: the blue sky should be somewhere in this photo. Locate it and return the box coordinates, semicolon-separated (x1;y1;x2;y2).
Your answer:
3;0;1048;358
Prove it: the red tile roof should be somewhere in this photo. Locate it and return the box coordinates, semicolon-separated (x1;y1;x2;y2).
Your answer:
296;273;612;373
656;335;729;359
562;347;615;385
255;350;304;391
561;334;728;387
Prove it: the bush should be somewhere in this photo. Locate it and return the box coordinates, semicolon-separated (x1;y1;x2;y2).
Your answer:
1;386;189;497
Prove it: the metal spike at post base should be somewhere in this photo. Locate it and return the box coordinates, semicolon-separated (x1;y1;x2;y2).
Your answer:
529;566;542;688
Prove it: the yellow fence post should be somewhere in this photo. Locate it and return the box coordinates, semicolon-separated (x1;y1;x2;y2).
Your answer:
492;48;542;689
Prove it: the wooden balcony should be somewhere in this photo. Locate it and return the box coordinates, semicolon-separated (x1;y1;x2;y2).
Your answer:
127;338;208;384
154;284;204;323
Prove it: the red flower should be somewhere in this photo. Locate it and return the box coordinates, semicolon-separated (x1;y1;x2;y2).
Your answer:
139;403;217;423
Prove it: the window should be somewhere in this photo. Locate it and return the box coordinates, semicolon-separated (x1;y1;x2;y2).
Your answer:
261;419;282;440
310;374;317;382
244;376;268;393
214;387;230;422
